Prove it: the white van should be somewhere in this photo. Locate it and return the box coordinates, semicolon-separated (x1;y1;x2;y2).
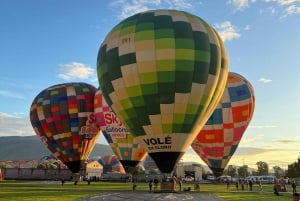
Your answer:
258;176;275;184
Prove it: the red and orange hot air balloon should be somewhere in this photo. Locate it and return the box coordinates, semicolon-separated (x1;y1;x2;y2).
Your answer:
191;72;255;177
30;82;100;173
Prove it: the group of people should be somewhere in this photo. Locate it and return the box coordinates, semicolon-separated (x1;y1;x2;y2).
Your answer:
226;179;257;191
148;176;183;192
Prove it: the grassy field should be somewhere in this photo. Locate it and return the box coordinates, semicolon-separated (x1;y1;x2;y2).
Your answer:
0;180;295;201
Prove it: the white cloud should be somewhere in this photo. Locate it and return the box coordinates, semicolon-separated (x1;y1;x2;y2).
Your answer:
58;62;96;82
110;0;193;19
258;77;272;83
278;0;298;6
240;134;265;144
283;4;300;15
227;0;256;11
263;0;300;18
249;125;277;128
214;21;241;42
0;90;25;99
0;112;33;137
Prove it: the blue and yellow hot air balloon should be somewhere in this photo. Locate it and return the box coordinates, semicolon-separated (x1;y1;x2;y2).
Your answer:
191;72;255;177
97;9;228;173
30;82;100;173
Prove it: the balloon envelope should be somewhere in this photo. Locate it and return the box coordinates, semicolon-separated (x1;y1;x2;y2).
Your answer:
98;155;126;174
191;72;255;177
97;9;228;173
94;89;147;172
30;82;100;173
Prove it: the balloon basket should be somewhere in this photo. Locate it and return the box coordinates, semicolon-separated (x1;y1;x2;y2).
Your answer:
159;181;176;192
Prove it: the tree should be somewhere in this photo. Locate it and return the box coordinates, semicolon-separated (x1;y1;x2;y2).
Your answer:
256;161;269;175
237;165;249;178
226;165;237;177
286;161;300;178
273;166;284;178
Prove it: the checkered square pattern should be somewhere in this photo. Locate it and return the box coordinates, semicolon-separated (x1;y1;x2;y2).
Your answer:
30;83;99;167
97;9;228;146
191;72;255;173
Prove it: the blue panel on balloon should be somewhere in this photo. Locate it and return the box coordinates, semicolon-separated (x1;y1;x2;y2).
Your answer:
228;84;251;102
206;108;223;125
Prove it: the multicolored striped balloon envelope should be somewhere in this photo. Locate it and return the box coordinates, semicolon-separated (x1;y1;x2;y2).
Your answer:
30;82;100;173
191;72;255;177
94;89;147;172
97;9;228;173
98;155;125;174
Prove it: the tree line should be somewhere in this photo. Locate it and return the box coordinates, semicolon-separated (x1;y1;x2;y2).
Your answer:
219;158;300;178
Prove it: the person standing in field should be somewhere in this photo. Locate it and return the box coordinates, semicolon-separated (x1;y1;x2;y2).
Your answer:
258;181;263;191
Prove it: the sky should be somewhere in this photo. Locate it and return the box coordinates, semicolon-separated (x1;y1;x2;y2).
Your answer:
1;0;300;170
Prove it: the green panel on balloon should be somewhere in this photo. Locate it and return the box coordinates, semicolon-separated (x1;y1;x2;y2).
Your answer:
139;73;157;84
156;60;175;70
130;96;144;107
119;53;136;66
135;31;154;41
140;84;158;95
155;32;175;41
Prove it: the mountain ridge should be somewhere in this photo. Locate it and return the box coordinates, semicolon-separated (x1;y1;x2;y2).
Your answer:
0;135;113;160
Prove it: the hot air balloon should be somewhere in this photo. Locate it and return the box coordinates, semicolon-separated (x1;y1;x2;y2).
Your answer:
97;9;228;173
191;72;255;177
98;155;126;174
30;82;100;173
94;89;147;172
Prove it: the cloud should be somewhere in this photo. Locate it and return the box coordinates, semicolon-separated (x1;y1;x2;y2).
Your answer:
249;125;277;128
227;0;257;11
214;21;241;42
283;4;300;16
58;62;97;82
273;139;299;144
258;77;272;83
0;90;25;99
0;112;33;137
110;0;194;19
240;134;265;145
263;0;297;5
232;146;299;168
263;0;300;18
277;0;298;6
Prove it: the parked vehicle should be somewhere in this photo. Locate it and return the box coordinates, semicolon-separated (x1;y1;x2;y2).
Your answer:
183;176;195;182
247;175;275;184
207;175;216;181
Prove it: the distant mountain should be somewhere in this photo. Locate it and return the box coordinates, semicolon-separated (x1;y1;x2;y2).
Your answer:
0;136;113;160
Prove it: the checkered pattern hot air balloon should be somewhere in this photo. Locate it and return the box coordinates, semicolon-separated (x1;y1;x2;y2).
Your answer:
97;9;228;173
191;72;255;177
30;82;100;173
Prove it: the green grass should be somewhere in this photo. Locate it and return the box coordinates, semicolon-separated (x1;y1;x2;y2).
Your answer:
0;180;295;201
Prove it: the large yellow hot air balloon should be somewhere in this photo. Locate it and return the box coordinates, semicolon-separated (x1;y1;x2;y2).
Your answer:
191;72;255;177
97;9;228;173
94;89;147;172
30;82;100;173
